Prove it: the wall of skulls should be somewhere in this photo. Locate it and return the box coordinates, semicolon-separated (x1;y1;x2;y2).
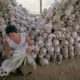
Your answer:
0;0;80;66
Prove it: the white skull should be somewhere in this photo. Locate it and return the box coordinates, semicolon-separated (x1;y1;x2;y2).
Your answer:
40;47;47;54
39;58;49;66
53;39;59;46
71;32;77;39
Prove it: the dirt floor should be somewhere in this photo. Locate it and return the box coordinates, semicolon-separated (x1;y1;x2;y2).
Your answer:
0;58;80;80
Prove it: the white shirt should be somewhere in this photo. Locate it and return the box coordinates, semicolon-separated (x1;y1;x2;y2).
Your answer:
6;33;28;52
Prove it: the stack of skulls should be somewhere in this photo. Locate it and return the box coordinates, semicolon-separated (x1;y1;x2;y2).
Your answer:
35;0;80;65
0;0;80;67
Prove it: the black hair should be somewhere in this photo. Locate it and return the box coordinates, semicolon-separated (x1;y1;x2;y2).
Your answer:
5;25;17;35
0;31;2;37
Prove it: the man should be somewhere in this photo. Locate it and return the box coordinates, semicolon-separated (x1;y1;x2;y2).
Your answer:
4;25;34;57
1;25;38;76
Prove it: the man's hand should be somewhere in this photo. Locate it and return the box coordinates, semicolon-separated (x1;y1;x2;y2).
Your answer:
26;46;34;53
26;46;39;54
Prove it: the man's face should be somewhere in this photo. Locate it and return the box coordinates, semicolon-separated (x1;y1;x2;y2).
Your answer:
9;32;18;42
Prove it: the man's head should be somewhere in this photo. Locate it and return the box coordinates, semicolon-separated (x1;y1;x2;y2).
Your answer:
5;25;17;35
5;25;18;42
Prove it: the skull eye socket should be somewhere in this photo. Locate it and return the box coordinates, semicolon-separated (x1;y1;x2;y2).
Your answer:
4;71;7;74
1;71;3;74
78;40;80;43
51;29;54;33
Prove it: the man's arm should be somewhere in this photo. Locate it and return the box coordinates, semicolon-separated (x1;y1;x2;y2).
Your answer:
26;33;32;46
26;33;34;53
26;33;39;53
3;42;12;58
